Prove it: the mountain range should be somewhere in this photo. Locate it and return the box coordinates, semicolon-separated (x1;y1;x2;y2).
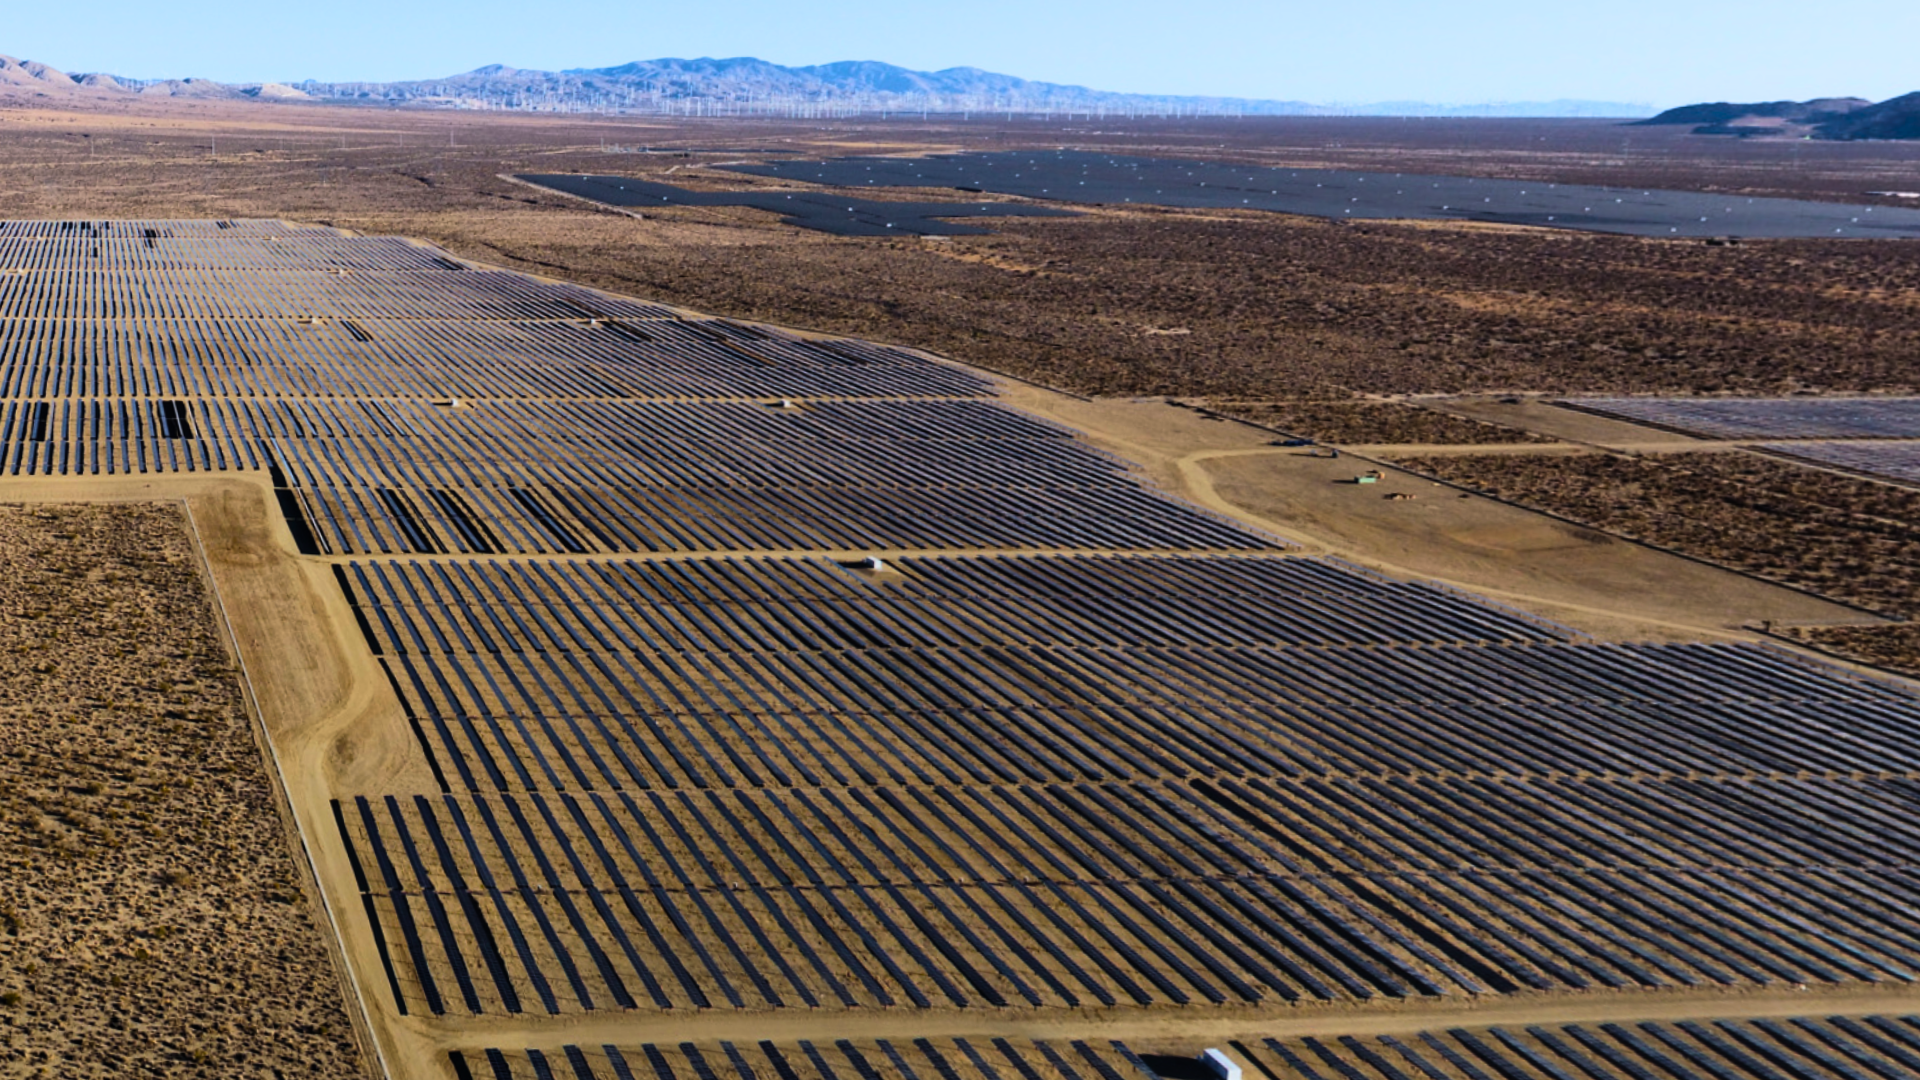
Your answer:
0;52;1652;118
1635;93;1920;140
0;53;310;100
289;59;1655;118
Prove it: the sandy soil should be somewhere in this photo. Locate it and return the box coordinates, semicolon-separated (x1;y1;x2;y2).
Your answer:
409;978;1920;1056
0;500;362;1079
0;475;434;1080
1426;397;1718;446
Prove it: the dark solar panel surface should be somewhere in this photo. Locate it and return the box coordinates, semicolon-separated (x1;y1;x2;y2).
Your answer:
518;174;1076;236
1762;440;1920;486
1567;396;1920;440
464;1017;1920;1080
725;150;1920;239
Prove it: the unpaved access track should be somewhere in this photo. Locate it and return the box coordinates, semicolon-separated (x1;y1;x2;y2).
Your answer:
996;387;1883;644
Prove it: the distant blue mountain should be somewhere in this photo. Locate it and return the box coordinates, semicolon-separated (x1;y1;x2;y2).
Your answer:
296;57;1319;116
290;57;1653;119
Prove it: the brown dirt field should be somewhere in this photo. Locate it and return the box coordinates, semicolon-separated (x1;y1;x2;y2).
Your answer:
1215;400;1556;444
0;475;430;1080
1390;450;1920;616
0;501;362;1079
405;204;1920;400
416;978;1920;1058
1428;397;1721;446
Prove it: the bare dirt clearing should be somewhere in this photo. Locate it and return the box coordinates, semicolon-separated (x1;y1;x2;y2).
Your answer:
1215;400;1556;445
994;387;1875;641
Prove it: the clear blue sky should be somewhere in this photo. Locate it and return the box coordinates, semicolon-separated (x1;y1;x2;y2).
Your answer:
9;0;1917;107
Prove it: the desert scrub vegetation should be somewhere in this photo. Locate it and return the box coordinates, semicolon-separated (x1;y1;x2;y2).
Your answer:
1215;400;1555;445
1391;451;1920;674
1784;624;1920;678
5;108;1918;409
0;503;361;1079
1390;451;1920;616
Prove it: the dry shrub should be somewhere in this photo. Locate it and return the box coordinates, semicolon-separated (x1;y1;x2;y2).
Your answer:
1784;624;1920;677
0;504;360;1079
1218;401;1554;444
1391;451;1920;618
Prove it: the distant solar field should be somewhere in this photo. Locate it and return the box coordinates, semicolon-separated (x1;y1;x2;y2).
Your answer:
518;173;1075;236
1564;396;1920;439
725;150;1920;239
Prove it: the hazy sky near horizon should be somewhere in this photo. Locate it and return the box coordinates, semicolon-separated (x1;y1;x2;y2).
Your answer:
9;0;1916;107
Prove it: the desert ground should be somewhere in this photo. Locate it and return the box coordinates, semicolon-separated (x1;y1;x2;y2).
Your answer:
0;500;363;1078
1;91;1920;1080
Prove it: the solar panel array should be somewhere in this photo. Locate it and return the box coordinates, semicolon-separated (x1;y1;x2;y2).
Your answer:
1254;1017;1920;1080
1557;397;1920;489
0;315;974;398
461;1017;1920;1080
337;550;1920;1019
1562;397;1920;441
457;1038;1144;1080
16;223;1920;1068
1761;440;1920;488
724;151;1920;239
517;173;1079;237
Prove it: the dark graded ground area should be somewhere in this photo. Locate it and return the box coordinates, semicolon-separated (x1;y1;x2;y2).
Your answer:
727;150;1920;238
517;172;1075;235
1217;399;1554;444
1390;450;1920;671
0;504;362;1079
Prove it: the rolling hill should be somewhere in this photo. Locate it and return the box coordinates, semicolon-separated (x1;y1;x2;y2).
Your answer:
1636;93;1920;139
